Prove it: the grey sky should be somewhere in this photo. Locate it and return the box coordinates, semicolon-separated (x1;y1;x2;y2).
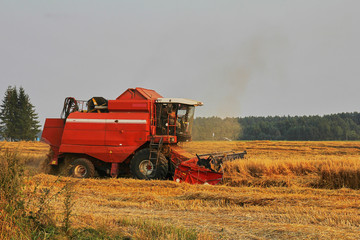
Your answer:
1;0;359;126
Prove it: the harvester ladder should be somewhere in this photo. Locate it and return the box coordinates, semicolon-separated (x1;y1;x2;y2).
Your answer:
149;137;163;165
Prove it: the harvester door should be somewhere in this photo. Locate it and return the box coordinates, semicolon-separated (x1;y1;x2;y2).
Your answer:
176;105;194;142
155;103;177;136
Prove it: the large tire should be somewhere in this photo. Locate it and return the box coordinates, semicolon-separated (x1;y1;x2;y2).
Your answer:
130;148;168;180
69;158;95;178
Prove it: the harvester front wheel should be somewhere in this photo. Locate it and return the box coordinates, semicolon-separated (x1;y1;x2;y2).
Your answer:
130;148;168;180
69;158;95;178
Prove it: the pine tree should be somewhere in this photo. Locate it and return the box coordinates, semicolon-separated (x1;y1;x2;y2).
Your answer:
17;87;40;140
0;86;40;141
0;86;18;141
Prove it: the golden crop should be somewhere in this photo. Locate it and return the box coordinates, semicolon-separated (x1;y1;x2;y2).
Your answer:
182;141;360;189
1;140;360;239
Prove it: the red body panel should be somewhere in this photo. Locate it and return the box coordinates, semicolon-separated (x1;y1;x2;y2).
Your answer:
41;118;65;147
59;111;150;163
116;88;162;101
41;118;65;164
41;88;162;165
108;100;150;112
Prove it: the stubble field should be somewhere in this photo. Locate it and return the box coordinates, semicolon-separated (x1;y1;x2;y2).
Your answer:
1;140;360;239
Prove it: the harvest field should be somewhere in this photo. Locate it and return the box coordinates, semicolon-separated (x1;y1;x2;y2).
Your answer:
1;141;360;239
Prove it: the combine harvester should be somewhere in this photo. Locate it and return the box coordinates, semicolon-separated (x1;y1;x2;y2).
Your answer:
41;88;246;185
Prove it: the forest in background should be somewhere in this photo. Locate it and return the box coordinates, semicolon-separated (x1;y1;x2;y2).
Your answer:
193;112;360;141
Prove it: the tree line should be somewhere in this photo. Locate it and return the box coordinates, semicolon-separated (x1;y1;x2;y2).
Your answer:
193;112;360;141
0;86;40;141
1;85;359;142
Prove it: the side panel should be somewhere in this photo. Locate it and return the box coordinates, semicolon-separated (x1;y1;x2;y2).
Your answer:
60;144;111;161
105;112;149;163
107;100;149;112
41;118;65;147
41;118;65;165
59;111;150;163
61;112;106;146
105;112;149;146
59;144;141;163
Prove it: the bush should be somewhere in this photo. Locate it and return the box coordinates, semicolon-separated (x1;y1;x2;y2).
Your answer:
0;149;59;239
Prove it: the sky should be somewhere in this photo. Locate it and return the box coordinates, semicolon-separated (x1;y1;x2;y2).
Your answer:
1;0;359;126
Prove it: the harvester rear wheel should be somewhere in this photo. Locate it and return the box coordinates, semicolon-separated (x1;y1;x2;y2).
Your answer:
130;148;168;180
69;158;95;178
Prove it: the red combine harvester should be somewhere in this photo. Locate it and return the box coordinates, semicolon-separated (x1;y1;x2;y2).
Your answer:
41;88;246;184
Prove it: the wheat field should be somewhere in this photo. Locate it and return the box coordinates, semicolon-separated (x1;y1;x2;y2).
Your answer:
1;141;360;239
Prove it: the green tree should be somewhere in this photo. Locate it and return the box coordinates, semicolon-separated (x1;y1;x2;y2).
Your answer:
0;86;40;141
0;86;18;140
195;112;360;141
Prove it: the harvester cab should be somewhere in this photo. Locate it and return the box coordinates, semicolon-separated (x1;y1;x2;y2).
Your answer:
155;98;202;142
